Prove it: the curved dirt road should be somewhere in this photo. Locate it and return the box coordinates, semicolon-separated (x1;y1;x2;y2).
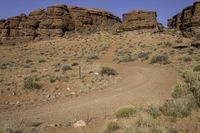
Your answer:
0;62;177;127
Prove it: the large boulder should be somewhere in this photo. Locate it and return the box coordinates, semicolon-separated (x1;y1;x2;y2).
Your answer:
122;10;162;31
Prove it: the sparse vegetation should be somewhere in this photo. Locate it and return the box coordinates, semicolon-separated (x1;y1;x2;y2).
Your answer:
194;64;200;72
146;104;161;118
38;59;46;63
62;64;72;71
26;59;33;64
86;52;99;59
160;41;172;47
101;121;119;133
150;54;170;64
160;96;196;118
115;105;137;118
183;55;192;62
127;117;164;133
71;62;79;66
24;76;41;90
100;66;118;76
138;52;150;61
161;70;200;117
113;48;136;63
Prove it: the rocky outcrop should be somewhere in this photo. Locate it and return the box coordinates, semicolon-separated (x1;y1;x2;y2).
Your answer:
168;1;200;37
0;4;163;45
122;10;163;31
68;6;121;32
0;4;121;45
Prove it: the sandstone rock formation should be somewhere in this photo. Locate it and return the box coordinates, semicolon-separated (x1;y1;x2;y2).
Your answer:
0;4;162;45
122;10;163;31
68;6;121;32
0;4;121;45
168;1;200;37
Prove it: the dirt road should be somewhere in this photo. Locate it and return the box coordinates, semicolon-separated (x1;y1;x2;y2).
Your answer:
0;60;177;127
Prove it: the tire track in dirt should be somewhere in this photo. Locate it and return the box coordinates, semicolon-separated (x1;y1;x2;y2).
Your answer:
0;61;177;126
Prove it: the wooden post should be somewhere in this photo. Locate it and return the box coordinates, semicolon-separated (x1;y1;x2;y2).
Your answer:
79;65;82;79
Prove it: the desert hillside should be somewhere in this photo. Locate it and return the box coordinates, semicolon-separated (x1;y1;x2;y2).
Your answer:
0;2;200;133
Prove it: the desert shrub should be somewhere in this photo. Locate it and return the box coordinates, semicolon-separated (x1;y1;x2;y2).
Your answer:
113;54;136;63
138;52;150;60
24;76;41;90
194;65;200;72
181;70;200;83
177;71;200;106
62;64;72;71
166;126;179;133
116;105;137;118
131;117;164;133
100;66;118;76
101;121;119;133
0;61;13;69
147;104;161;118
38;59;46;63
150;54;170;64
160;96;196;118
0;63;8;69
86;52;99;59
26;59;33;64
49;76;59;83
159;41;172;47
54;63;62;68
188;48;194;55
71;62;79;66
175;39;183;43
0;128;3;133
171;82;190;98
183;55;192;62
113;48;136;63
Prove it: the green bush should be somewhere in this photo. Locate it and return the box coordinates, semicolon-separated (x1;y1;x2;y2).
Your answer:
26;59;33;64
71;62;79;66
147;104;161;118
62;64;72;71
171;82;190;98
100;66;118;76
102;121;119;133
116;106;137;118
24;76;41;90
150;54;170;64
133;117;164;133
160;41;172;47
138;52;150;60
113;48;136;63
38;59;46;63
194;65;200;72
160;96;196;118
86;53;99;60
181;70;200;83
183;56;192;62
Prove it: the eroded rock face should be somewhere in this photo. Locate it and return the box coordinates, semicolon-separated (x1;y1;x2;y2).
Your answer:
122;10;162;31
168;2;200;38
0;4;121;45
68;6;121;32
0;4;162;45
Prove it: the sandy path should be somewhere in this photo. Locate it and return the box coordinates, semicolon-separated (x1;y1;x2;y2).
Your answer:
0;64;176;126
0;48;177;127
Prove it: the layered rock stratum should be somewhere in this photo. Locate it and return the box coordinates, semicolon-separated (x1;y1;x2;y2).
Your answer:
168;1;200;37
0;4;162;45
122;10;163;31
